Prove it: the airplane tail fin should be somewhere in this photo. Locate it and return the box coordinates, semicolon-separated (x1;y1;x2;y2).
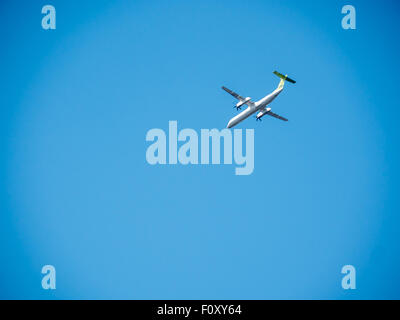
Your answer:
273;71;296;90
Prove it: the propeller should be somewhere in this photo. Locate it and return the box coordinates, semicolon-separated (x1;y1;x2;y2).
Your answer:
234;106;241;111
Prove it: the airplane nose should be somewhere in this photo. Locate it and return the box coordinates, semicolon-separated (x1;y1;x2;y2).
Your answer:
227;121;233;129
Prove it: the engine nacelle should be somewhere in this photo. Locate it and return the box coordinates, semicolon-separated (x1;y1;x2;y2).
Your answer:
235;97;251;109
256;107;272;119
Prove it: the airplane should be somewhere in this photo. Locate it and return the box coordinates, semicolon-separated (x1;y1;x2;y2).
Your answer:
223;71;296;128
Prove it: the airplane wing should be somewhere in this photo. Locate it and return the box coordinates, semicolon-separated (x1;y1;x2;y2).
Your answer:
222;86;245;101
265;110;288;121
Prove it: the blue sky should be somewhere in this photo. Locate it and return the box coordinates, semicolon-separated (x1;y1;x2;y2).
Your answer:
1;0;400;299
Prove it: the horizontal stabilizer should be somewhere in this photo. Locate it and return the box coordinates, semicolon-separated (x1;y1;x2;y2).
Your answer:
273;71;296;84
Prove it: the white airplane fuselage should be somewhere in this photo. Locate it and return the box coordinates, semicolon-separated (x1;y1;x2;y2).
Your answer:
227;87;283;128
